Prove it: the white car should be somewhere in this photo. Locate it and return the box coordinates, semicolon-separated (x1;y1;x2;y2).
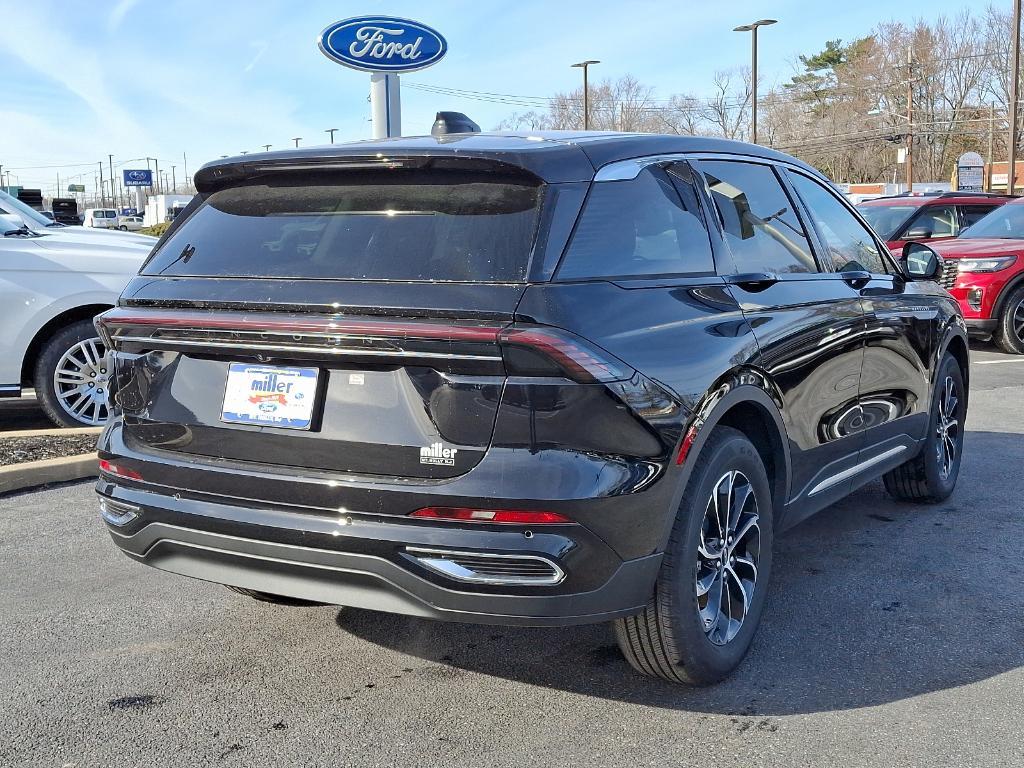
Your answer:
0;195;155;426
117;215;144;232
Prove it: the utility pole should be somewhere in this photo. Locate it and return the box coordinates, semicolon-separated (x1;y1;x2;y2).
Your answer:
171;166;177;194
292;137;302;148
154;158;161;196
988;103;996;192
98;161;105;207
262;144;272;152
108;154;116;209
325;128;338;144
906;48;914;194
571;60;600;130
1010;0;1021;196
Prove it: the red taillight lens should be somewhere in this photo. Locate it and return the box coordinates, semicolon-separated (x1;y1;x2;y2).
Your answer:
409;507;571;524
498;326;634;383
98;459;142;481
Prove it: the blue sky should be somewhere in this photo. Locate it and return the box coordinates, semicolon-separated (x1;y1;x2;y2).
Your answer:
0;0;994;193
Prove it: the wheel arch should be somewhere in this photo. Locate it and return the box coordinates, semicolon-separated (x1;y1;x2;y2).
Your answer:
20;304;112;386
666;371;793;544
938;322;970;410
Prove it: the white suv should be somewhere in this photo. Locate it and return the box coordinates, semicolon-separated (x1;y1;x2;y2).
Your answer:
0;192;155;426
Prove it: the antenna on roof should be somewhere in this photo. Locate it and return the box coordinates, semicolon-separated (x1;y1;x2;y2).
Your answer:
431;112;481;137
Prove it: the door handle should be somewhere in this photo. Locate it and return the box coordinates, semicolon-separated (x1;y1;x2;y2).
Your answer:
726;272;779;291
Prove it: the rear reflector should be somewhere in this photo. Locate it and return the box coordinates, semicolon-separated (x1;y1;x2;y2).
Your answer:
98;459;143;481
675;425;699;465
409;507;571;524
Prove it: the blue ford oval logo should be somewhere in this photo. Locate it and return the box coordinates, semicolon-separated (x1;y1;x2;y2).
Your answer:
318;16;447;73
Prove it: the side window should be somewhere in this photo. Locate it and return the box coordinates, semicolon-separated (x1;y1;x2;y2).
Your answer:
696;160;817;275
903;205;958;239
961;205;998;228
787;171;888;274
557;165;714;279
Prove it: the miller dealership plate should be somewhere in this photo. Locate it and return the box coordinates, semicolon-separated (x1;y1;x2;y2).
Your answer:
221;364;319;430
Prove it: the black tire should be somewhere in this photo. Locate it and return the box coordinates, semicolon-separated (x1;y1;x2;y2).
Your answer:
224;585;326;607
614;426;774;686
993;285;1024;355
33;318;110;428
118;225;128;231
883;353;966;503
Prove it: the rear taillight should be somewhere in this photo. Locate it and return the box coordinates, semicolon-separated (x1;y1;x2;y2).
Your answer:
409;507;572;524
498;326;634;383
98;459;142;481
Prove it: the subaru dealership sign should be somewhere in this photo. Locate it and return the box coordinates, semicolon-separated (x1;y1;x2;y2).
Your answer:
318;16;447;73
123;169;153;187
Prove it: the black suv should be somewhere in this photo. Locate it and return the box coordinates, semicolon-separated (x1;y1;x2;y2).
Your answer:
95;132;968;685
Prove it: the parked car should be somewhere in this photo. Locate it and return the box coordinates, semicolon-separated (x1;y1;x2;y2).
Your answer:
0;208;154;426
39;210;55;221
95;133;968;686
117;215;144;232
926;197;1024;353
83;208;120;228
858;191;1010;252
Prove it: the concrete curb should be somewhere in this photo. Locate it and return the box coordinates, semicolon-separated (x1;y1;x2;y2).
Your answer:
1;427;103;439
0;453;98;495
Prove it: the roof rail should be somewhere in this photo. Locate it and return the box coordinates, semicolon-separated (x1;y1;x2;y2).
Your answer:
868;190;1011;202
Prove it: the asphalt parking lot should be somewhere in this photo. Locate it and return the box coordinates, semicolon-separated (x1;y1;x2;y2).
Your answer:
1;344;1022;767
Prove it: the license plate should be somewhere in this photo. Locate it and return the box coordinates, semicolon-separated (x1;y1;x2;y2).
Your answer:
221;364;319;429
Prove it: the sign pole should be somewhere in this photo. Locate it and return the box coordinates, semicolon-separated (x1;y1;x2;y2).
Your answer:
369;72;402;138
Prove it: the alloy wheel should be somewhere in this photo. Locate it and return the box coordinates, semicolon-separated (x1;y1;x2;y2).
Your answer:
1014;298;1024;343
696;470;761;646
53;337;110;425
935;375;960;480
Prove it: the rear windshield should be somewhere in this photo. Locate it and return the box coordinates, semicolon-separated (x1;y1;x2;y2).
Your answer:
142;170;544;282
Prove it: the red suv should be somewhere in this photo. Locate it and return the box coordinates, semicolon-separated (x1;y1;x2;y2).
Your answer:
858;192;1009;252
926;197;1024;353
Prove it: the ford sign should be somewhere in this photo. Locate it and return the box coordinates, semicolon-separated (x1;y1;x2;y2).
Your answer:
318;16;447;73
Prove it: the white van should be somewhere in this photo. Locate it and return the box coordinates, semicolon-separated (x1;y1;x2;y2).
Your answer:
83;208;119;228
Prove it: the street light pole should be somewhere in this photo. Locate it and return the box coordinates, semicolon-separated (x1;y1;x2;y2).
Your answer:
733;19;777;144
571;60;600;130
1010;0;1021;195
325;128;338;144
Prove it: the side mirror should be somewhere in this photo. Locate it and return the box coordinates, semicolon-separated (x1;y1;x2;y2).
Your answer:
0;213;25;234
904;226;932;240
901;241;942;281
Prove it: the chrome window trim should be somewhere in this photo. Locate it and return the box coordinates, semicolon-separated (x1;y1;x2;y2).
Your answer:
593;154;691;182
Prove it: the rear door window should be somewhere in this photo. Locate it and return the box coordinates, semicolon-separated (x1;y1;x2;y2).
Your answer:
696;160;817;275
556;164;714;279
961;204;1000;228
142;170;544;282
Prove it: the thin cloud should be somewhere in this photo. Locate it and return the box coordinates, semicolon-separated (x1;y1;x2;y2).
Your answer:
244;41;268;73
108;0;139;31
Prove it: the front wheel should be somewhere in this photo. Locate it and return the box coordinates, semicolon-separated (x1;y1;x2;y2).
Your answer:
118;225;128;231
883;353;965;502
614;426;773;685
34;319;111;427
993;285;1024;354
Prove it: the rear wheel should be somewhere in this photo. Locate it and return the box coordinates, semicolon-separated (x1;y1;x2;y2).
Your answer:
614;426;773;685
34;319;111;428
993;285;1024;354
883;353;965;502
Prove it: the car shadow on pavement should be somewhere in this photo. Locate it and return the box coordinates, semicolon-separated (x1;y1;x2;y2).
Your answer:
335;429;1024;715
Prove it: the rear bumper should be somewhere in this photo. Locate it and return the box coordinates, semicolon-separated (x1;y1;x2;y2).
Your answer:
97;480;662;626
